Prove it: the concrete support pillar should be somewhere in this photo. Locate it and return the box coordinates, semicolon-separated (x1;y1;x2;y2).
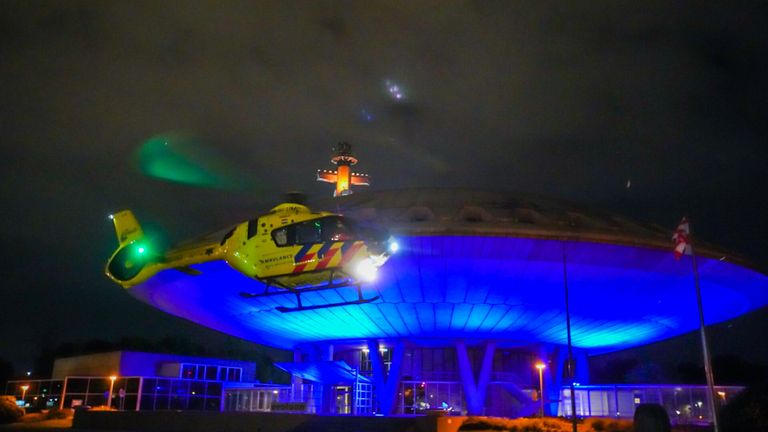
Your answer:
318;343;334;414
295;343;335;413
315;343;334;361
575;349;590;384
291;350;303;403
367;339;404;415
456;340;496;415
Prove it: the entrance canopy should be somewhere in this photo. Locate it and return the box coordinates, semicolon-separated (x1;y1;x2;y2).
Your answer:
273;361;370;385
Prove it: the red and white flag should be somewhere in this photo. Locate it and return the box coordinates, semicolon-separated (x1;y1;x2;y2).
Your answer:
672;217;690;259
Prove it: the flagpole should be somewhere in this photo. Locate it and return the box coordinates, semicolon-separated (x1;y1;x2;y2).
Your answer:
690;244;720;432
562;242;578;432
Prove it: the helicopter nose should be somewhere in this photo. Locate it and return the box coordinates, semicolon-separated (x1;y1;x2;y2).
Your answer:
366;236;399;257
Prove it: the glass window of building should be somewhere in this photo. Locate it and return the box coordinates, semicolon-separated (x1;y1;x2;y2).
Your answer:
181;364;196;379
179;363;241;382
227;367;242;382
359;347;391;373
206;382;222;397
205;366;217;380
360;350;372;372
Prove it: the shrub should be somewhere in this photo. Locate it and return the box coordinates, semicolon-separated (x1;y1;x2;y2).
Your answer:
720;383;768;432
633;404;670;432
589;418;606;431
460;417;506;430
44;408;70;419
90;405;114;411
0;395;25;424
459;416;569;431
459;416;633;432
583;417;633;432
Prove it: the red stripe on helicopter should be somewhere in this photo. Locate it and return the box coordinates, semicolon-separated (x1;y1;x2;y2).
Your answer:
294;244;314;264
293;252;316;274
315;244;342;270
340;242;363;265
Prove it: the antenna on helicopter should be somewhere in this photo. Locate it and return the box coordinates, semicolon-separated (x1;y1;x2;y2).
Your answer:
316;142;370;197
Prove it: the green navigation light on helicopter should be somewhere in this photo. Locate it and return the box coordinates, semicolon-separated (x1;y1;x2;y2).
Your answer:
132;243;150;259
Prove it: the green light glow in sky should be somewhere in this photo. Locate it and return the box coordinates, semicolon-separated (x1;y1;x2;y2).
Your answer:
136;133;241;189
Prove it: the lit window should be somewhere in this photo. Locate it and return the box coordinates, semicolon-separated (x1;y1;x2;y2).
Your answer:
181;364;195;379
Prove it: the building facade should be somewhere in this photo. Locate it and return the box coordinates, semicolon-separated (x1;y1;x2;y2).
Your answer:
5;351;283;412
105;189;767;421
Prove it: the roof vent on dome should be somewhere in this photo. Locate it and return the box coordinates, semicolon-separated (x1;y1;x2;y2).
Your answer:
511;208;542;225
566;212;580;227
608;215;643;232
458;206;492;223
406;206;435;222
566;211;601;229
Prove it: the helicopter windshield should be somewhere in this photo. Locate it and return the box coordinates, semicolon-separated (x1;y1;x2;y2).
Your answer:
272;216;359;246
324;217;353;241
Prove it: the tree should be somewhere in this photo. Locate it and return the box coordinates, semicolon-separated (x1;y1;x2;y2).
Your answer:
0;396;24;424
0;358;14;390
720;383;768;432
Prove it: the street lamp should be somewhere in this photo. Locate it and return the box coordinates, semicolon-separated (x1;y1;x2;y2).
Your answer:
108;376;117;409
20;385;29;404
535;362;546;417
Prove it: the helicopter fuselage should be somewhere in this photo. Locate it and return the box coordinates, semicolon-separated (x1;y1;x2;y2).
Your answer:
222;203;389;288
106;203;394;291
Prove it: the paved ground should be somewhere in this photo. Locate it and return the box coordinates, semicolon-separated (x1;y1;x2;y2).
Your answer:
0;413;715;432
0;413;72;431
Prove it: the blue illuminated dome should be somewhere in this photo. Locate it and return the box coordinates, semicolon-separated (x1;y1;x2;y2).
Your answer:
130;188;768;352
126;187;768;418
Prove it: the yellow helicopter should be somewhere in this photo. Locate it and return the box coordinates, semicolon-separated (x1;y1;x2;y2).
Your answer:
105;201;398;312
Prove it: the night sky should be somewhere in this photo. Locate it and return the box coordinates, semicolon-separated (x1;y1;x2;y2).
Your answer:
1;2;767;376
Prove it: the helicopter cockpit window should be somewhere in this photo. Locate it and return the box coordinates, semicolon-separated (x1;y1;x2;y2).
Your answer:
323;217;353;242
295;221;322;244
272;217;358;247
273;228;288;246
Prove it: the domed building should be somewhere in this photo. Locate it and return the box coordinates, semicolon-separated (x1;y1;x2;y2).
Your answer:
127;187;768;419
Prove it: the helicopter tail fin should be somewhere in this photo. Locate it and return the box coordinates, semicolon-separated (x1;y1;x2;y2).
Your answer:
110;210;144;247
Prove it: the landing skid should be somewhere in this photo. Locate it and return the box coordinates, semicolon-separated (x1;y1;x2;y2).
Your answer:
276;289;380;313
239;272;380;313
